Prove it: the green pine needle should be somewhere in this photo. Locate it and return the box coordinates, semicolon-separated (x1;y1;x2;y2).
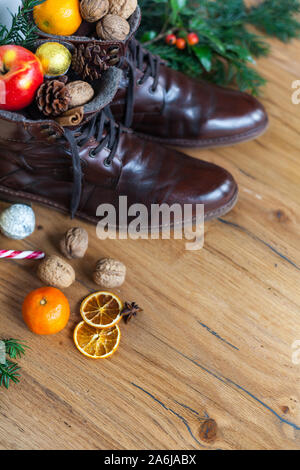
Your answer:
0;339;28;389
247;0;300;41
138;0;300;95
0;360;21;389
0;0;45;48
3;338;29;360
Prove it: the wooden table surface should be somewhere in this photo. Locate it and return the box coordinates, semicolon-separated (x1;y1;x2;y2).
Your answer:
0;36;300;451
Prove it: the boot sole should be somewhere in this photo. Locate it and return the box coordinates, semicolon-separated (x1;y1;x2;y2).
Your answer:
0;185;238;229
134;117;269;149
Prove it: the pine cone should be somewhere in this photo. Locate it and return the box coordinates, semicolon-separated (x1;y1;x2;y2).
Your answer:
72;43;112;81
36;80;71;117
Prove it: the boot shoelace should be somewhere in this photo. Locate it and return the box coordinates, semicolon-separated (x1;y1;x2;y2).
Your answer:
62;40;161;217
64;107;122;218
120;38;163;128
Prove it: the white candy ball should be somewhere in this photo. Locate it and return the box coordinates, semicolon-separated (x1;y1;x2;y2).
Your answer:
0;204;36;240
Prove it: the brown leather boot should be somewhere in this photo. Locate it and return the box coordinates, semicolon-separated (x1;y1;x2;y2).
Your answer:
36;6;268;148
111;37;269;148
0;68;238;227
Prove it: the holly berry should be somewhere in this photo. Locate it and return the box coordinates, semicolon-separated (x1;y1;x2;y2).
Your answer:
187;33;199;46
166;34;176;46
176;38;186;50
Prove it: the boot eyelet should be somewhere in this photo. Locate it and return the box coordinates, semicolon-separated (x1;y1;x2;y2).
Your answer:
137;78;143;86
108;57;119;66
103;157;111;167
40;127;51;135
47;132;59;142
89;149;97;158
108;47;120;54
149;86;156;94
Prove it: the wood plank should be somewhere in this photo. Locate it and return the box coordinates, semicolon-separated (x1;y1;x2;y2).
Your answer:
0;36;300;450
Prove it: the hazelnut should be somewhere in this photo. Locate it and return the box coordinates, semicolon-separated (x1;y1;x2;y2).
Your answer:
93;258;126;288
66;81;95;109
60;227;89;259
108;0;137;19
80;0;109;22
96;14;130;41
37;255;75;288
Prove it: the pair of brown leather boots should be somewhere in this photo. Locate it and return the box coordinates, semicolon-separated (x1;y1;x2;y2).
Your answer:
0;7;268;227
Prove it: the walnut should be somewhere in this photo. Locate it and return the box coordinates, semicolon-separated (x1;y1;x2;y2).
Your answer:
93;258;126;288
37;255;75;289
108;0;137;19
66;81;95;108
60;227;89;259
96;14;130;41
80;0;109;22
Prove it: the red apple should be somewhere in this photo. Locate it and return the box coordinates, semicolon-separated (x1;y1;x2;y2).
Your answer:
0;45;44;111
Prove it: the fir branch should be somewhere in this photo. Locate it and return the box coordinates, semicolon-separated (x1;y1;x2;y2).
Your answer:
247;0;300;41
138;0;300;94
3;338;29;360
0;360;21;389
0;0;45;48
0;338;28;388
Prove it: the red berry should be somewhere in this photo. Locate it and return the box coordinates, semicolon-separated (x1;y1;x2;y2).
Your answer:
176;38;186;50
187;33;199;46
166;34;176;46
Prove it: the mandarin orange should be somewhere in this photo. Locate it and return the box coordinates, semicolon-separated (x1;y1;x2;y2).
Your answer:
22;287;70;335
33;0;82;36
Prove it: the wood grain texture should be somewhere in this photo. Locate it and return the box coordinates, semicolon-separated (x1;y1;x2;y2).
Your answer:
0;37;300;451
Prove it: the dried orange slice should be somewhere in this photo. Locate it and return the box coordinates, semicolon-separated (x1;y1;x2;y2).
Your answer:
74;321;121;359
80;291;123;329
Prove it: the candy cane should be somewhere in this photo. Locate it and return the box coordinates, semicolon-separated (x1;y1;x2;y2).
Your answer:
0;250;45;260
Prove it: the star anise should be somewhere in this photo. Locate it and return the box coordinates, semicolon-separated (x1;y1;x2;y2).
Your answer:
121;302;143;324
